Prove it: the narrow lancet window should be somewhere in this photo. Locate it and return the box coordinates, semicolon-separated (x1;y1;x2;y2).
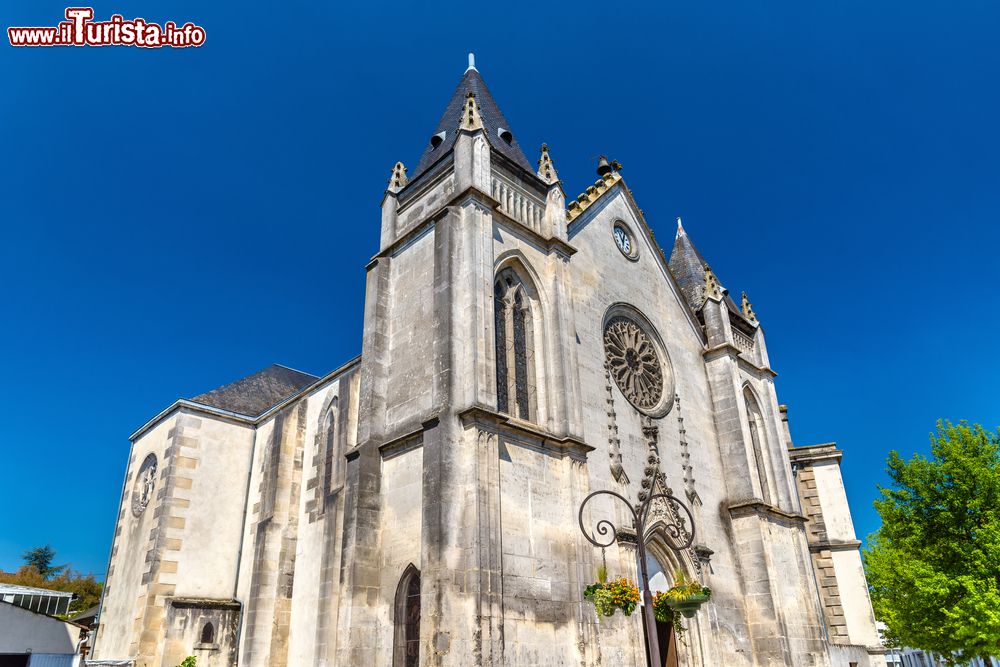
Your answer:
394;566;421;667
744;388;771;504
323;407;337;496
494;268;535;421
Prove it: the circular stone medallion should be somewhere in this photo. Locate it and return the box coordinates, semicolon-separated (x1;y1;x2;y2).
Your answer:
131;453;158;517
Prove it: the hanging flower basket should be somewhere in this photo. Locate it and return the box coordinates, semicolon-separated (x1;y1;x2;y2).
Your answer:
652;571;712;623
670;591;711;618
583;566;641;619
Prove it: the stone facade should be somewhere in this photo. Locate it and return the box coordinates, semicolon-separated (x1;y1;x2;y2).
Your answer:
92;60;886;667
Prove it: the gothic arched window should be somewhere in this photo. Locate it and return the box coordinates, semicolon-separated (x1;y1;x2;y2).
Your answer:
744;387;772;504
494;268;536;421
393;566;421;667
200;621;215;644
322;406;338;496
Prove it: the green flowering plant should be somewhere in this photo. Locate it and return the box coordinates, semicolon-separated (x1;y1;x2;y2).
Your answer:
583;565;641;619
652;570;711;634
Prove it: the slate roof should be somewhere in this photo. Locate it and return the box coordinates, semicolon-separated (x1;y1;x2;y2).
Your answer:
70;604;99;627
668;222;742;315
190;364;318;417
411;67;534;180
669;223;711;311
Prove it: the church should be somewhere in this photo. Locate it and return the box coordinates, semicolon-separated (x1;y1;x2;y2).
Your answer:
91;57;887;667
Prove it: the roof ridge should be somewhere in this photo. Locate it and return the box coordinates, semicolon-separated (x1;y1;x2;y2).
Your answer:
270;363;319;379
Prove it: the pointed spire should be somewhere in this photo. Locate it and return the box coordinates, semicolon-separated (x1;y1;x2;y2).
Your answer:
703;265;723;302
669;218;712;310
459;91;484;131
387;161;408;192
410;63;533;181
466;52;477;72
537;143;559;184
741;291;758;324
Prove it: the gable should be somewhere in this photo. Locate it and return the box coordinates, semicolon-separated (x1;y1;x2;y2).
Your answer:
567;184;705;342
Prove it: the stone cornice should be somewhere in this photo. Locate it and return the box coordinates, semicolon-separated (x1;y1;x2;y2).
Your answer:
736;354;778;379
703;342;742;363
347;415;440;462
457;405;593;460
168;598;242;610
808;539;863;553
703;343;778;379
728;499;808;524
789;443;843;464
377;417;439;460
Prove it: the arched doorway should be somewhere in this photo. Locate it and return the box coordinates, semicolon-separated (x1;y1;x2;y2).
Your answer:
640;522;704;667
643;551;680;667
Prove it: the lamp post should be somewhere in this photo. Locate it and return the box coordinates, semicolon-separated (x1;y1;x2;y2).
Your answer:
578;489;697;667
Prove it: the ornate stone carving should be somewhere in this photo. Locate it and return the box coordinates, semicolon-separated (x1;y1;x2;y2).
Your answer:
566;170;622;222
460;91;483;131
604;360;628;483
131;453;157;517
676;395;699;504
741;291;758;324
703;265;723;301
603;316;664;413
536;143;559;184
387;162;408;191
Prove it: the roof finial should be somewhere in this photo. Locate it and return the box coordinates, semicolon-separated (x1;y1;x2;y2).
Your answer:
459;92;483;131
676;216;686;236
703;265;723;302
741;291;758;324
466;52;477;72
387;161;408;192
537;143;560;184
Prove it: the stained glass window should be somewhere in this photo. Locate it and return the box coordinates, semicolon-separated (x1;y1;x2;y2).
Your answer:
494;269;534;421
404;572;420;667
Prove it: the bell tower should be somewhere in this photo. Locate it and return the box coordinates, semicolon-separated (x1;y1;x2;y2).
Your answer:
339;56;586;666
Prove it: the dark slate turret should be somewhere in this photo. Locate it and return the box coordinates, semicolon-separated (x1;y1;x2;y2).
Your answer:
411;57;533;180
669;217;745;317
669;217;712;311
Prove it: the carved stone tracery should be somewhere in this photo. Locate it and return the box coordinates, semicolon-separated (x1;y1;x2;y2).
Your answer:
603;316;664;413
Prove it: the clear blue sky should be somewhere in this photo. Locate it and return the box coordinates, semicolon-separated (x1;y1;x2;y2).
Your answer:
1;0;998;577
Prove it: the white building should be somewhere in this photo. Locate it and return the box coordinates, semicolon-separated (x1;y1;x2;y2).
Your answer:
92;58;887;667
0;600;85;667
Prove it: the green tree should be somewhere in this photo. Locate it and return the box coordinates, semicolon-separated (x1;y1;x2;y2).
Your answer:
0;546;102;618
0;566;103;618
864;421;1000;663
22;545;65;579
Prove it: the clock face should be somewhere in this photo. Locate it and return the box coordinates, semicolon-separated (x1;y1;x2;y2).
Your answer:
613;225;633;257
